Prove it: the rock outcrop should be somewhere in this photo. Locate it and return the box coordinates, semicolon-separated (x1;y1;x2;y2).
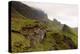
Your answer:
20;24;46;47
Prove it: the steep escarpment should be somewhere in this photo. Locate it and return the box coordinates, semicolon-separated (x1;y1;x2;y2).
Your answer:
9;1;78;53
11;1;49;23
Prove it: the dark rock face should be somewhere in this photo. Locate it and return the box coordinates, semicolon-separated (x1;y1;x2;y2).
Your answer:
11;1;49;23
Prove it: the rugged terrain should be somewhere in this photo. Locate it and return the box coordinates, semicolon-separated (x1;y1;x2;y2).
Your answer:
9;1;78;52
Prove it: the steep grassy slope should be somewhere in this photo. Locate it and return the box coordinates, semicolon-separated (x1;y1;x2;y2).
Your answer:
10;1;78;53
11;7;48;52
11;1;49;23
62;24;78;48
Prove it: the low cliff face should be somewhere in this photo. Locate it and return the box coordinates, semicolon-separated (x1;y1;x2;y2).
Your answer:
20;24;46;47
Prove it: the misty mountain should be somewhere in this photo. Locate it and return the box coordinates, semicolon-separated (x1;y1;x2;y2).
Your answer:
11;1;66;30
11;1;49;23
10;1;78;53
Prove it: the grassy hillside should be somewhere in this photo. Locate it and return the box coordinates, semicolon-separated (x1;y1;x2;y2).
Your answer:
10;1;78;53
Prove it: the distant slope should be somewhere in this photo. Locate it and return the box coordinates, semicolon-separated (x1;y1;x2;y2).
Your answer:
73;27;78;33
52;19;64;30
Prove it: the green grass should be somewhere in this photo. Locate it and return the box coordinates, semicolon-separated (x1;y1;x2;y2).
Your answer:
10;7;78;52
11;32;30;52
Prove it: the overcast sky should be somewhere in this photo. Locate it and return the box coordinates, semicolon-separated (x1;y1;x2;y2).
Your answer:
22;2;78;27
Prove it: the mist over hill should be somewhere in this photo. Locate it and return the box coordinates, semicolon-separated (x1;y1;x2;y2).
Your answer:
9;1;78;52
11;1;49;23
